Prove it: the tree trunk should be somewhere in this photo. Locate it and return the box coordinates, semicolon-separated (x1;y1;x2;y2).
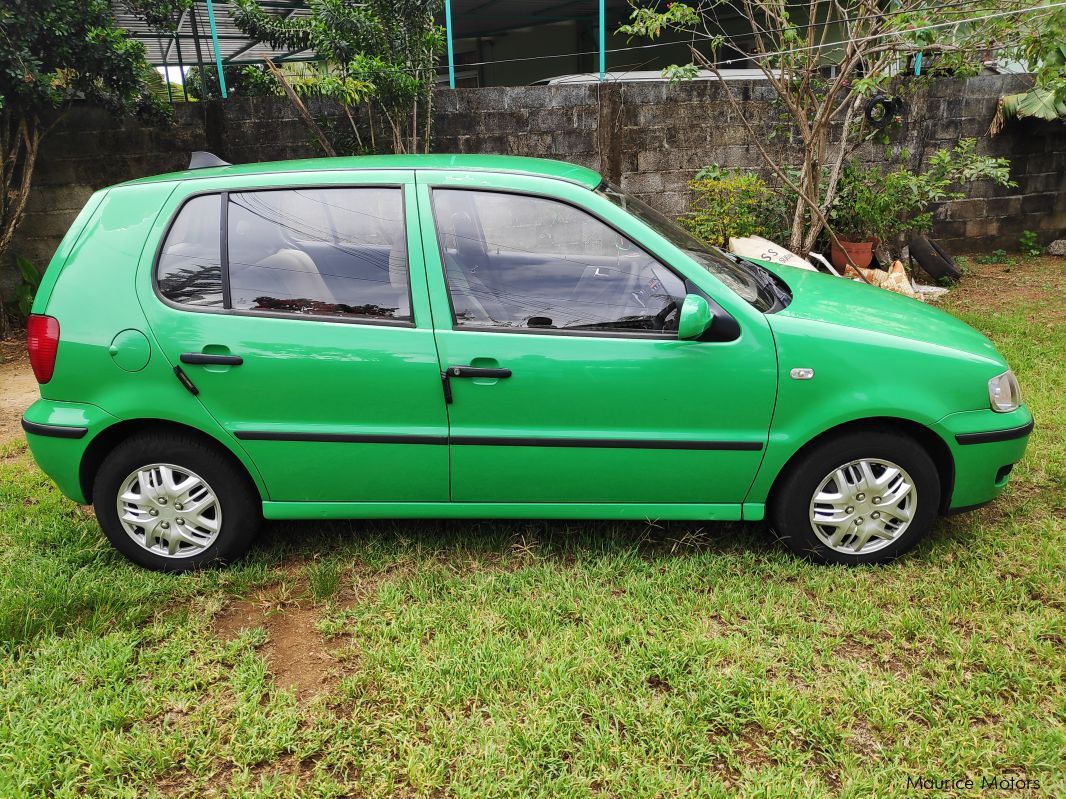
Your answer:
0;110;43;337
411;98;418;154
0;111;43;264
264;58;336;157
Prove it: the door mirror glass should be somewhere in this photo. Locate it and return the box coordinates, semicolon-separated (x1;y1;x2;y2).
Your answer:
678;294;714;340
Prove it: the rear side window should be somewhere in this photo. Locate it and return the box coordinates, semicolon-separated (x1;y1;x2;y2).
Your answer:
158;187;410;322
157;194;223;307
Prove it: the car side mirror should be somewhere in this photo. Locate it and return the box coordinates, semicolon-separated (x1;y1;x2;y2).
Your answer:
677;294;714;340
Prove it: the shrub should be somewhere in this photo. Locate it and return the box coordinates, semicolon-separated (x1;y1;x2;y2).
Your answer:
1019;230;1041;257
680;166;789;247
830;139;1014;245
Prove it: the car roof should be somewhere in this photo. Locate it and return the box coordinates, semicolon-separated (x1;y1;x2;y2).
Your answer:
118;154;603;190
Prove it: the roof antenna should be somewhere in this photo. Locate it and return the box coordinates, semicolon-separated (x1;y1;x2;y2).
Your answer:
188;151;231;170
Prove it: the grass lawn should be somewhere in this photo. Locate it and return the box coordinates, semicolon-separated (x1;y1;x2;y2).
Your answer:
0;256;1062;798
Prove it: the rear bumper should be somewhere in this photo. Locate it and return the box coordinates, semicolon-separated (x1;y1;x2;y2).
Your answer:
22;399;119;503
934;406;1034;511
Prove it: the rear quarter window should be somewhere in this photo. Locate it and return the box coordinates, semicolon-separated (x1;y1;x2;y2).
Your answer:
157;194;224;307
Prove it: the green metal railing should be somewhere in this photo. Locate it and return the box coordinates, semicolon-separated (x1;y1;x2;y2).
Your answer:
205;0;228;98
442;0;608;85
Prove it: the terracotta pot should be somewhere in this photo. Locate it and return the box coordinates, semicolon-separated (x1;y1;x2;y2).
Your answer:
830;238;875;270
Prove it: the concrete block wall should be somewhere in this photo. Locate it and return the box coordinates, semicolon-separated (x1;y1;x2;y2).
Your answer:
4;74;1064;299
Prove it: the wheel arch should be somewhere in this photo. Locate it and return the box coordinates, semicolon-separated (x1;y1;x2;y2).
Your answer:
765;416;955;514
79;419;267;504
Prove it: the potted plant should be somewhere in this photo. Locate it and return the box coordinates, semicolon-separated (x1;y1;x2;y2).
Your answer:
827;140;1015;269
827;164;885;269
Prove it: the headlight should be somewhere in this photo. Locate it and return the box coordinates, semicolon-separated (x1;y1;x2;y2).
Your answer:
988;370;1022;413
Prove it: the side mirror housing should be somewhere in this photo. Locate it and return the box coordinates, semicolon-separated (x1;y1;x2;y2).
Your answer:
678;294;714;340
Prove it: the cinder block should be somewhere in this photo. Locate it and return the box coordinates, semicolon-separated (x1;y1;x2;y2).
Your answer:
620;172;664;193
481;109;531;134
1020;193;1057;214
982;195;1023;217
529;107;576;132
965;218;1000;238
931;219;967;238
551;130;595;155
547;86;595;108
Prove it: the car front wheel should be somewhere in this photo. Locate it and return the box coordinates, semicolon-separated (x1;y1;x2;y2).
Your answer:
770;429;941;565
93;432;260;571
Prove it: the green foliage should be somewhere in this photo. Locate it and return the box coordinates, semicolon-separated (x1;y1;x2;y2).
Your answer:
680;166;789;247
305;559;341;601
121;0;191;34
618;3;700;39
618;2;1031;253
0;0;173;295
998;87;1066;125
183;64;278;101
13;255;41;318
0;0;172;120
230;0;444;154
662;63;700;82
1019;230;1042;257
993;8;1066;128
976;249;1013;265
830;139;1015;243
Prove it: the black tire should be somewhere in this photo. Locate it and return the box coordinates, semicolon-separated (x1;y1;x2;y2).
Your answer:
769;429;941;565
909;235;961;281
93;432;261;571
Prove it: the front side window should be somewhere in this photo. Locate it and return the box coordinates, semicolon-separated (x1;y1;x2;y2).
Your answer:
158;187;410;322
158;194;223;307
431;189;686;333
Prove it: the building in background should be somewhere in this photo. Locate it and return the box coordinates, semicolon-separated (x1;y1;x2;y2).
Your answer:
112;0;764;95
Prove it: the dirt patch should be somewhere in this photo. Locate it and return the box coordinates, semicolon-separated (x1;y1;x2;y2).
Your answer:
833;634;918;679
945;256;1064;324
212;581;349;702
0;345;36;445
261;603;344;700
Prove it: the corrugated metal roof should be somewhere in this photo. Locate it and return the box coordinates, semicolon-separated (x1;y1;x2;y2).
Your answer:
113;0;637;67
111;1;315;67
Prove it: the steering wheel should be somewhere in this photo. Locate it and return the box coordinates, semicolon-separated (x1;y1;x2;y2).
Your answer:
653;300;679;332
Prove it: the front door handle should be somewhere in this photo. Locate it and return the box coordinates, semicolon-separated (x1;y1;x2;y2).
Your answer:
180;352;244;366
447;365;512;379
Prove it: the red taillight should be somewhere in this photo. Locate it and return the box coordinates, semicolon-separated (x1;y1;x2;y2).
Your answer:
26;314;60;384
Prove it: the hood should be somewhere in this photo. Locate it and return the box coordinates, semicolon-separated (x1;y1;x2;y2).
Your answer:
757;262;1004;363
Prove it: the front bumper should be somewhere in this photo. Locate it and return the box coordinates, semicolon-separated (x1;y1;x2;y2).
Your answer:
934;405;1034;510
22;399;119;503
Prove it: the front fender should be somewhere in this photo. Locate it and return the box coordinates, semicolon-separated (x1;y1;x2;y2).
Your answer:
745;313;1005;506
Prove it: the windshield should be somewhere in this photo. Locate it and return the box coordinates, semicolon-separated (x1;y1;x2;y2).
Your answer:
596;182;790;313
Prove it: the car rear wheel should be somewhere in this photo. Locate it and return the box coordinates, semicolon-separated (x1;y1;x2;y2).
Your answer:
770;429;941;565
93;432;260;571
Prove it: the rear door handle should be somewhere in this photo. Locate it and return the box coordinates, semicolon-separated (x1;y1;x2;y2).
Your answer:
180;352;244;366
447;365;512;379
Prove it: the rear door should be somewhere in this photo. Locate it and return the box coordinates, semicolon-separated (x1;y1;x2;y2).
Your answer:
138;171;449;502
415;171;778;508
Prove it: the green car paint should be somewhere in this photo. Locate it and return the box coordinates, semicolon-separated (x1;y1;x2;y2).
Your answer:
23;155;1031;530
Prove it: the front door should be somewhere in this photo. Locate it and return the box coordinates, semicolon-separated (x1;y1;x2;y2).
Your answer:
415;173;777;507
139;173;449;502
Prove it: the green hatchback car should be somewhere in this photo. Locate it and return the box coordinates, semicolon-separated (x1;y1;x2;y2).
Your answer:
22;154;1032;570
